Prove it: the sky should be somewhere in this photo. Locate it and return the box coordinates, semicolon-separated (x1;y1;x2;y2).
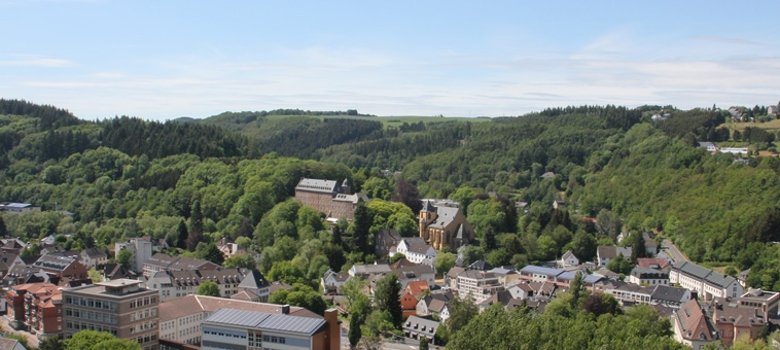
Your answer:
1;0;780;120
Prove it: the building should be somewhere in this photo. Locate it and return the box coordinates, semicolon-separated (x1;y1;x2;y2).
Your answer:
596;246;632;267
672;299;719;350
142;253;220;278
80;247;109;269
0;336;27;350
348;263;392;278
115;238;153;272
518;265;602;289
5;283;62;337
158;295;320;346
63;279;159;350
455;270;502;303
403;316;440;344
320;269;350;295
394;237;436;265
720;147;749;156
697;142;719;153
602;282;653;305
558;250;579;268
711;298;767;347
738;288;779;320
31;253;88;281
650;285;691;309
200;307;340;350
628;267;669;286
418;199;473;250
145;268;247;301
669;261;743;301
294;178;365;221
0;202;40;214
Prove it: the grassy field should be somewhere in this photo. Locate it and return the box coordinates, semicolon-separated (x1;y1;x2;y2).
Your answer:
724;119;780;132
264;114;491;129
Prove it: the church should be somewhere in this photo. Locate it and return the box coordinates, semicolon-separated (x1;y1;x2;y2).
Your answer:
418;199;473;250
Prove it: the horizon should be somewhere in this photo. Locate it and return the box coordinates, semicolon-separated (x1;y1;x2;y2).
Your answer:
2;0;780;121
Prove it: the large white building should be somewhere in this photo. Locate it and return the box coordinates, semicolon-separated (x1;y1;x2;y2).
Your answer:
670;261;743;301
455;270;503;303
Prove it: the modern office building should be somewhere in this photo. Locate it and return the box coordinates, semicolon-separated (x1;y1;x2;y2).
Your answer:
63;279;159;350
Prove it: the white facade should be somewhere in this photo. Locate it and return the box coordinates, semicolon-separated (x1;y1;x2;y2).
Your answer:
114;238;152;272
670;267;743;301
456;272;502;303
395;239;436;265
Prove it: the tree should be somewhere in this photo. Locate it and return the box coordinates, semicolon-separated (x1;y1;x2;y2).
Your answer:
223;254;256;269
349;202;371;254
176;219;188;249
65;330;141;350
348;312;363;348
88;267;103;283
197;280;220;297
269;283;327;315
607;254;633;275
435;252;457;277
117;248;133;270
419;337;430;350
0;216;6;236
392;180;422;214
374;273;402;328
195;242;225;265
445;296;478;335
187;200;204;251
582;292;620;316
39;336;64;350
570;271;584;308
631;232;647;263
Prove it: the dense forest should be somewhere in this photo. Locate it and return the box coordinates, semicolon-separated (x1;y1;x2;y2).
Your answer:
3;99;780;346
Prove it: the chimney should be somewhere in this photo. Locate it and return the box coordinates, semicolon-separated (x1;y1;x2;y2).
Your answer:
281;304;290;315
324;308;341;350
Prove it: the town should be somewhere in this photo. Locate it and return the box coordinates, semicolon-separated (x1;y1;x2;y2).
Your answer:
1;168;780;350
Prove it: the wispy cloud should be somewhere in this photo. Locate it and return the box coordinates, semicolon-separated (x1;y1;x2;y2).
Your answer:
0;54;73;67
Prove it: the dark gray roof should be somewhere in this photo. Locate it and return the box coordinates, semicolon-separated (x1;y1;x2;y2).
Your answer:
400;238;431;255
205;308;326;335
675;261;737;288
651;285;689;303
403;316;440;331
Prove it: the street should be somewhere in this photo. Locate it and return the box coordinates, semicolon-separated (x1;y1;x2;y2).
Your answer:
662;239;689;263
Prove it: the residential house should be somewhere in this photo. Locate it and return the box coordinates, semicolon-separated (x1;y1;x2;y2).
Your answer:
415;290;454;322
79;247;108;269
418;199;473;250
142;253;220;278
446;266;465;290
216;238;245;259
596;246;632;267
158;294;320;346
294;177;366;221
697;141;720;153
391;258;436;289
0;251;24;279
637;257;671;270
320;269;350;295
200;307;340;350
348;263;391;279
672;299;719;350
405;280;430;300
477;290;515;312
720;147;749;156
235;270;271;302
628;267;669;286
400;291;418;318
558;250;579;268
506;282;536;300
1;238;26;255
375;229;402;258
403;316;440;344
487;266;519;286
669;261;743;300
31;253;88;281
395;237;436;265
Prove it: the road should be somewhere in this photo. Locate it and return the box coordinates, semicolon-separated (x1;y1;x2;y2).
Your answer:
662;239;689;263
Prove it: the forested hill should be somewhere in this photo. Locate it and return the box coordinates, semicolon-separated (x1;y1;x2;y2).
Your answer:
3;100;780;289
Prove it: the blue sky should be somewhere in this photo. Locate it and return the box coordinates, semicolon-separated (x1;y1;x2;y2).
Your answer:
1;0;779;120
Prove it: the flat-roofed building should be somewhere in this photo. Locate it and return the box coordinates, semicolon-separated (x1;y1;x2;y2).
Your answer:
158;294;320;346
63;279;159;350
201;307;340;350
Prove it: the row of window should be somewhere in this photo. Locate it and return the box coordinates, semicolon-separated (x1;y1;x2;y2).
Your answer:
64;308;118;324
66;321;117;335
64;296;117;311
129;296;158;309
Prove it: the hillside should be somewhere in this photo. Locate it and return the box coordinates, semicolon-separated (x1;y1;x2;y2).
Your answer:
2;100;780;291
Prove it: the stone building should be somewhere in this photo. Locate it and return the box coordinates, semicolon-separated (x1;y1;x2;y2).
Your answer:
418;199;473;250
294;178;366;220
